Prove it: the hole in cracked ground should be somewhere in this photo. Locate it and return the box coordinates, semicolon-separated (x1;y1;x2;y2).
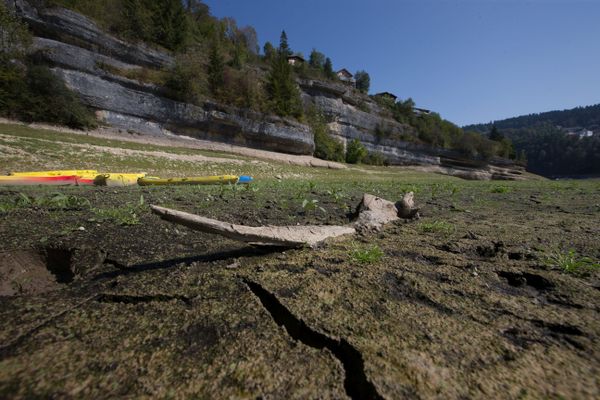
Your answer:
497;271;554;291
0;247;76;296
244;279;383;400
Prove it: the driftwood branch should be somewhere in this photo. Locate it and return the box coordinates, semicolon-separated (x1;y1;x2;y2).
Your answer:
150;206;355;248
150;192;417;249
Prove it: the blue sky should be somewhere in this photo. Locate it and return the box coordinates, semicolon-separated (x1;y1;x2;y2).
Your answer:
202;0;600;126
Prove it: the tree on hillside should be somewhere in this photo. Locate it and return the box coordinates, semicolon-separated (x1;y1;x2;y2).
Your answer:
207;40;224;98
309;49;325;69
278;30;292;57
263;41;275;61
323;57;335;79
266;33;302;118
123;0;189;51
346;139;368;164
0;3;31;61
239;26;259;55
489;125;504;141
355;70;370;93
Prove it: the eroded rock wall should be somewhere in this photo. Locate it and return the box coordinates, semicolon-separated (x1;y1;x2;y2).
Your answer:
12;1;314;155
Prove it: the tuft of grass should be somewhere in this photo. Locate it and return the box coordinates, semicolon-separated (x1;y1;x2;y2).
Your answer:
301;198;326;214
419;220;455;235
350;244;384;264
0;192;90;213
93;195;145;226
490;186;511;194
545;249;600;274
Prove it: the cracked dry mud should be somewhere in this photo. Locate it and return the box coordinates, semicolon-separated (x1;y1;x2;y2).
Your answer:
0;181;599;399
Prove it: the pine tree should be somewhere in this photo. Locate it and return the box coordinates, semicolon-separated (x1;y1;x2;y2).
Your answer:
207;40;224;98
309;49;325;69
278;30;292;57
489;125;504;142
263;41;275;61
323;57;334;80
355;70;370;93
266;46;302;118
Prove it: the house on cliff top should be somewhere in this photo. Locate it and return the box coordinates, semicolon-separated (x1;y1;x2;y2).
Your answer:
287;55;305;66
336;69;355;85
374;92;398;101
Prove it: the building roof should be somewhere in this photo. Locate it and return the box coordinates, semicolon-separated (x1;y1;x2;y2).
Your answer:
287;55;305;62
374;92;398;100
336;69;353;78
413;107;431;114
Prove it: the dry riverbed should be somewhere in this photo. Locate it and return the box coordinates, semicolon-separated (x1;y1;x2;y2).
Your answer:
0;175;599;399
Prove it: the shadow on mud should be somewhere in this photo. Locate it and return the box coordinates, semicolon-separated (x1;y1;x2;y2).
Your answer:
93;246;284;280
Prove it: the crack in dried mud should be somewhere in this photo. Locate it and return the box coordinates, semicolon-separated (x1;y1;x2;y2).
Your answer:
244;279;384;400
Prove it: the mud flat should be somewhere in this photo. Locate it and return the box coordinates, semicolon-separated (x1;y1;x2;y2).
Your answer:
0;172;599;399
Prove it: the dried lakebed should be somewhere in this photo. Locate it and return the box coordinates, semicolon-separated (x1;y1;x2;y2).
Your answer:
0;181;599;399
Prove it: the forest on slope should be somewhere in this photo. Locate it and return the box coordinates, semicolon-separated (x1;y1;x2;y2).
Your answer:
465;105;600;177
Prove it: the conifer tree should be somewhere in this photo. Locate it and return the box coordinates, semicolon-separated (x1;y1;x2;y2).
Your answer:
278;30;292;57
207;40;224;98
266;33;302;118
309;49;325;69
323;57;335;80
489;126;504;141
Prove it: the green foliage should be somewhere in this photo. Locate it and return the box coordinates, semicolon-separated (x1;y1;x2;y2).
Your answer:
350;244;384;264
544;249;600;274
93;195;146;226
0;62;97;129
345;139;368;164
323;57;335;80
490;185;511;194
363;152;388;166
464;104;600;176
266;36;302;118
278;30;292;57
489;126;504;141
0;192;90;214
419;220;455;235
309;49;325;69
207;40;225;97
1;5;93;128
0;3;32;61
354;70;370;94
263;41;275;61
307;106;344;162
121;0;189;50
301;198;325;214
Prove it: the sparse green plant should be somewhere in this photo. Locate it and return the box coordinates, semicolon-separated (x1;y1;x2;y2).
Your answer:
350;244;384;264
420;220;455;235
93;195;146;226
490;186;511;194
301;198;325;214
1;192;90;212
42;192;91;210
544;249;600;274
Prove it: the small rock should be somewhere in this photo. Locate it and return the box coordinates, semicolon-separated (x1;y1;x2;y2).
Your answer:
275;175;282;180
78;226;85;231
226;262;240;270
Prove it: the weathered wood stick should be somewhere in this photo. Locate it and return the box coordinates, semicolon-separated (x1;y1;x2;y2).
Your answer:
150;205;356;248
151;193;416;248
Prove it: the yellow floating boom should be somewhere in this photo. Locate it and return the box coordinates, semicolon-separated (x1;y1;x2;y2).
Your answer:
10;170;98;177
93;173;147;186
138;175;240;186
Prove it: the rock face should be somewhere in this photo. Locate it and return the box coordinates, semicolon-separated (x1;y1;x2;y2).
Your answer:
10;0;526;177
13;1;314;155
298;79;527;179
